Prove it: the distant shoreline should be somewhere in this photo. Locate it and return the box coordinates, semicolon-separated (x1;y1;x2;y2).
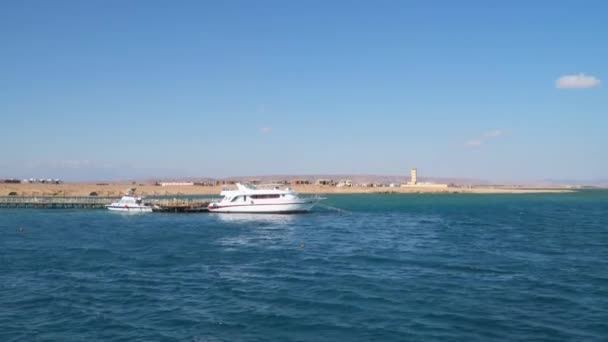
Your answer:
0;183;576;197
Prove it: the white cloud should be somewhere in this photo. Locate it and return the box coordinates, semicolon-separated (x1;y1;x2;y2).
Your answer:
260;126;272;134
464;129;506;147
556;73;601;89
464;140;482;147
482;129;504;138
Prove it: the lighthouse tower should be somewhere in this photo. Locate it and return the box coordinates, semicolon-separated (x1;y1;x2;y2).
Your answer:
409;168;417;185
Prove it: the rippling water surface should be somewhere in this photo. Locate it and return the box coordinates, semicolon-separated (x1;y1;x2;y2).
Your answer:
1;192;607;341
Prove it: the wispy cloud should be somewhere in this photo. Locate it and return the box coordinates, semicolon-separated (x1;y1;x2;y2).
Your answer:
482;129;504;138
260;126;272;134
464;140;483;147
24;160;116;169
556;73;601;89
464;129;506;147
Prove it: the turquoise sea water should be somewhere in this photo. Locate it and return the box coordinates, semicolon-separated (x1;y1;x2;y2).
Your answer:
1;191;607;341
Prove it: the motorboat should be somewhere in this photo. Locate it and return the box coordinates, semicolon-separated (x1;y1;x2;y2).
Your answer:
106;189;152;212
208;183;323;213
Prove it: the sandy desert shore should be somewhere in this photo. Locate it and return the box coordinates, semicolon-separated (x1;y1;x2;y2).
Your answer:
0;183;574;197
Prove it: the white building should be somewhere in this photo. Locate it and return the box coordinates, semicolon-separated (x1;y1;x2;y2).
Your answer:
336;179;352;187
158;182;194;187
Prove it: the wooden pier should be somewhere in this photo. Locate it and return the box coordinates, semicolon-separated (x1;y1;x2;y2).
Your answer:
0;196;212;212
0;196;115;209
149;199;211;213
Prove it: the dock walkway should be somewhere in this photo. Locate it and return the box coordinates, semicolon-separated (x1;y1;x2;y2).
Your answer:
0;196;213;212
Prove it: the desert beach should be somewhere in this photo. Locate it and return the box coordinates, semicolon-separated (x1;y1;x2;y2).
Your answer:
0;182;574;197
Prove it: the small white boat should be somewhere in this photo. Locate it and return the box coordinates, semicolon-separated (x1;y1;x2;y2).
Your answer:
208;183;323;213
106;189;152;212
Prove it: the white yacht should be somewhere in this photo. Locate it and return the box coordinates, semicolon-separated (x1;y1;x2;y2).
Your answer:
208;183;323;213
106;189;152;212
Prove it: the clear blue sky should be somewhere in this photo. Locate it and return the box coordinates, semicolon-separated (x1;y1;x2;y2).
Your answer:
1;1;606;181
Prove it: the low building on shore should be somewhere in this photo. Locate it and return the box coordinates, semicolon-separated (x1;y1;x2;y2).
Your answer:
315;179;335;186
402;182;449;188
17;178;61;184
336;179;353;188
156;182;195;187
193;181;215;186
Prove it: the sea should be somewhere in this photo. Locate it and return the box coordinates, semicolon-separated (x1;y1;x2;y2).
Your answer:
1;191;607;341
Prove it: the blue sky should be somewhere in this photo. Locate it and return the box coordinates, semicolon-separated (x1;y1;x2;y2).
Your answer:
1;1;606;181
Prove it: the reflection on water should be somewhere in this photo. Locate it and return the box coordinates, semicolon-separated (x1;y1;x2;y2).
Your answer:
211;213;298;225
107;210;149;215
212;213;300;251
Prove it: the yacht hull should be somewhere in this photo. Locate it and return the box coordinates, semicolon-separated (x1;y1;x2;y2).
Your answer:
208;201;317;213
106;206;153;213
